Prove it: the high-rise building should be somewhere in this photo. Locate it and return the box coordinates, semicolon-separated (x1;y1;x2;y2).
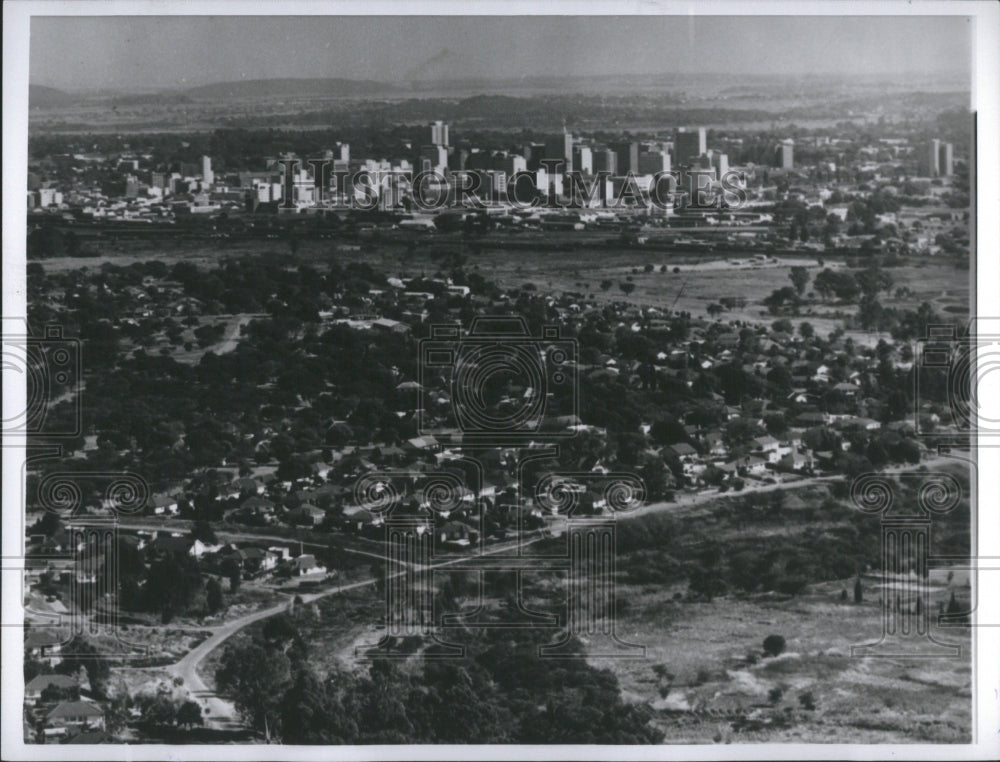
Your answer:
675;128;707;163
711;152;729;178
593;148;617;175
924;139;941;177
430;121;450;147
938;141;954;176
611;141;639;175
201;156;214;186
545;132;574;173
637;149;670;175
573;145;593;174
776;139;794;170
420;144;449;174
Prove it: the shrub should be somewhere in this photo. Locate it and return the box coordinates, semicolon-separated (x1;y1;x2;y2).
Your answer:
775;576;808;595
768;686;784;704
763;634;786;658
798;691;817;711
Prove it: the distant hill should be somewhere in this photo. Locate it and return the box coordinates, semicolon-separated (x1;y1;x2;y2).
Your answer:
183;78;402;100
109;92;194;107
29;84;76;109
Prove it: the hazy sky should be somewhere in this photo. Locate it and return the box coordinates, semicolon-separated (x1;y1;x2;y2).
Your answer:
30;15;972;91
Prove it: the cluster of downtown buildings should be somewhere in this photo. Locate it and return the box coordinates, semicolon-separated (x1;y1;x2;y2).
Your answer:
27;120;964;253
28;121;787;219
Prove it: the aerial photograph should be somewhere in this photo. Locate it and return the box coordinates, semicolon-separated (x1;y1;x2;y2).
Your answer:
4;6;991;755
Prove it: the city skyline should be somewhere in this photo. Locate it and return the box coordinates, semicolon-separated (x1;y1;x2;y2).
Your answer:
30;15;971;92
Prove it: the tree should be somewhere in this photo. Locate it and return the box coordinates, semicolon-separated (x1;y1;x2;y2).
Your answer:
56;636;111;697
854;576;863;603
223;558;242;592
813;268;858;302
762;634;786;658
146;552;203;622
619;282;636;297
279;665;359;743
763;286;800;315
176;700;204;729
206;578;224;614
599;279;613;291
190;519;218;544
216;641;292;741
137;691;179;730
788;266;810;296
798;321;815;340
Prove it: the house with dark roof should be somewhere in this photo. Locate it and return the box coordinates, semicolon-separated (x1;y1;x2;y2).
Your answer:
741;456;769;476
45;700;105;732
149;534;193;558
286;503;325;527
669;442;698;460
148;494;179;516
25;673;78;705
753;435;782;462
288;554;327;577
25;630;66;665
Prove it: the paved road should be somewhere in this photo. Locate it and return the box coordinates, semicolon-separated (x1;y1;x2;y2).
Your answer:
113;520;396;565
164;533;545;729
166;575;376;728
621;455;967;521
127;456;971;729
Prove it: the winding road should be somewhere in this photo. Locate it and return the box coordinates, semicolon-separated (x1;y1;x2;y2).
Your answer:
127;455;970;730
156;532;547;729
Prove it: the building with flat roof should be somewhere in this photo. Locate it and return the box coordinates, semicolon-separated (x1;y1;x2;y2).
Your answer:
675;128;707;164
776;139;794;170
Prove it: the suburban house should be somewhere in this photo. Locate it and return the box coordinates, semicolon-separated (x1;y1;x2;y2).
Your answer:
437;521;475;546
289;554;327;577
286;503;325;526
753;435;782;462
188;538;224;558
44;700;105;735
232;477;265;495
24;674;78;705
704;431;728;456
741;456;769;476
779;451;814;471
149;494;179;515
149;534;193;558
25;630;65;666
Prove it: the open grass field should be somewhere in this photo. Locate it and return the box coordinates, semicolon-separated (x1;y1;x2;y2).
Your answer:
34;236;971;346
599;580;971;743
